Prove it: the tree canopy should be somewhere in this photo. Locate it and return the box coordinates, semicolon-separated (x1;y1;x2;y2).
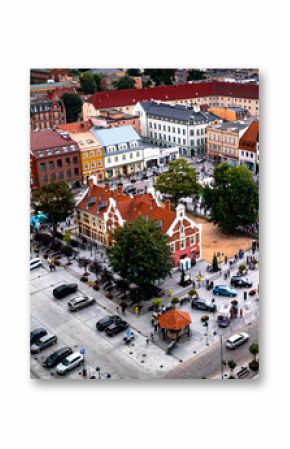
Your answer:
203;164;259;231
79;72;101;94
187;69;207;81
107;217;173;287
32;182;75;235
155;158;199;207
126;68;141;77
61;93;83;123
113;75;135;90
143;69;175;86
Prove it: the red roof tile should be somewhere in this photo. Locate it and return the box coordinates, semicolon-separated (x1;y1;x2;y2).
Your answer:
239;120;259;152
30;129;76;151
158;310;192;330
87;82;258;110
58;121;92;133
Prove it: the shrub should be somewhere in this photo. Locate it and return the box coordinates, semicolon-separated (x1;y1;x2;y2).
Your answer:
80;275;88;282
106;292;113;299
249;343;259;361
188;288;197;298
151;298;162;310
227;360;237;371
239;263;247;272
249;360;259;372
171;297;180;304
212;254;219;272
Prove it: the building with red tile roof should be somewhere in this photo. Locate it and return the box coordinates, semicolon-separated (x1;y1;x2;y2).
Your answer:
77;179;201;266
83;81;259;119
239;120;259;172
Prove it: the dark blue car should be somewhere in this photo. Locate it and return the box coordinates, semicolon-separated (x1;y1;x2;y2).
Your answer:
213;285;237;297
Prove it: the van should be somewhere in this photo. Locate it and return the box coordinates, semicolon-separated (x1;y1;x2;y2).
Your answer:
217;303;234;327
30;257;42;270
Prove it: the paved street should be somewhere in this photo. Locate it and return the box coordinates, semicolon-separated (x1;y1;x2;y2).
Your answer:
30;248;259;380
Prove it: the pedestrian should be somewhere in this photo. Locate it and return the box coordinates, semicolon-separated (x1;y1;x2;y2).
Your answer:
154;323;158;333
227;268;230;276
146;338;149;345
224;272;227;280
116;306;120;315
224;255;228;265
135;306;139;317
49;263;52;272
150;332;154;342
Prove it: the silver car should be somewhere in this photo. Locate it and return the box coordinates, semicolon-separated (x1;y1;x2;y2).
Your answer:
56;352;84;375
67;296;96;311
30;334;57;354
226;332;249;349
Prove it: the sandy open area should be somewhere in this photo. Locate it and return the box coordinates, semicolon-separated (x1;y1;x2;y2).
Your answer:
189;214;253;263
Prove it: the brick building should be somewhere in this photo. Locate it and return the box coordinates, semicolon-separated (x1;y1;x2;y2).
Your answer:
30;98;66;130
31;69;71;83
77;181;201;267
30;129;81;189
239;120;259;173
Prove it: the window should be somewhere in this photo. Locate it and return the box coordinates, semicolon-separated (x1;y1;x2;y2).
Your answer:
190;235;195;245
154;123;157;129
65;157;70;166
190;129;194;136
48;161;54;170
74;167;79;176
107;157;111;163
130;153;133;159
98;160;102;167
163;125;166;131
149;122;152;129
168;126;171;132
183;138;186;145
158;124;161;130
41;175;48;183
178;128;181;134
170;242;175;253
97;149;101;156
90;151;94;157
114;156;118;162
183;129;186;135
73;156;78;165
84;162;89;169
66;169;72;178
172;127;175;133
40;162;46;171
58;171;64;180
122;154;126;160
136;151;140;157
180;239;185;250
91;162;96;168
50;173;55;182
57;159;62;168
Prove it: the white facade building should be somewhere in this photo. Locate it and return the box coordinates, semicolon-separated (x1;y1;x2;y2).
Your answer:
134;101;221;157
143;145;179;169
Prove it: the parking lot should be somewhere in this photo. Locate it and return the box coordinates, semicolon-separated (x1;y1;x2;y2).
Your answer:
30;249;259;380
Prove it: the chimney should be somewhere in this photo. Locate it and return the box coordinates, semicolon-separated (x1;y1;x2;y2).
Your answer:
88;177;94;191
165;199;171;210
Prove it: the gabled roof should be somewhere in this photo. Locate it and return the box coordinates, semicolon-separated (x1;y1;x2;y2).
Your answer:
77;184;177;233
239;120;259;151
140;101;218;123
86;81;258;110
91;125;141;146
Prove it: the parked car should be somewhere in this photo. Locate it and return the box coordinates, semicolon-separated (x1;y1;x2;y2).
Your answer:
96;315;122;331
191;298;217;312
30;257;42;270
30;327;47;345
226;332;249;349
230;276;253;288
67;296;96;311
30;334;57;354
179;295;191;306
130;176;138;183
53;283;78;299
105;320;128;337
43;346;73;368
213;285;237;297
56;352;84;375
140;173;149;180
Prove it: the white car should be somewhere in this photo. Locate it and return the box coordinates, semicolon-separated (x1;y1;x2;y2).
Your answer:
56;352;84;375
30;257;42;270
226;332;249;349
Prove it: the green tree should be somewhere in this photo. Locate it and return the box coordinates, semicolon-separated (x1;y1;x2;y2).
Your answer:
32;182;75;236
79;72;101;94
155;158;199;207
113;75;136;90
203;163;259;231
187;69;206;81
107;217;173;287
63;229;71;245
126;68;141;77
227;360;237;376
212;253;219;272
61;93;83;123
144;69;175;86
249;343;259;361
